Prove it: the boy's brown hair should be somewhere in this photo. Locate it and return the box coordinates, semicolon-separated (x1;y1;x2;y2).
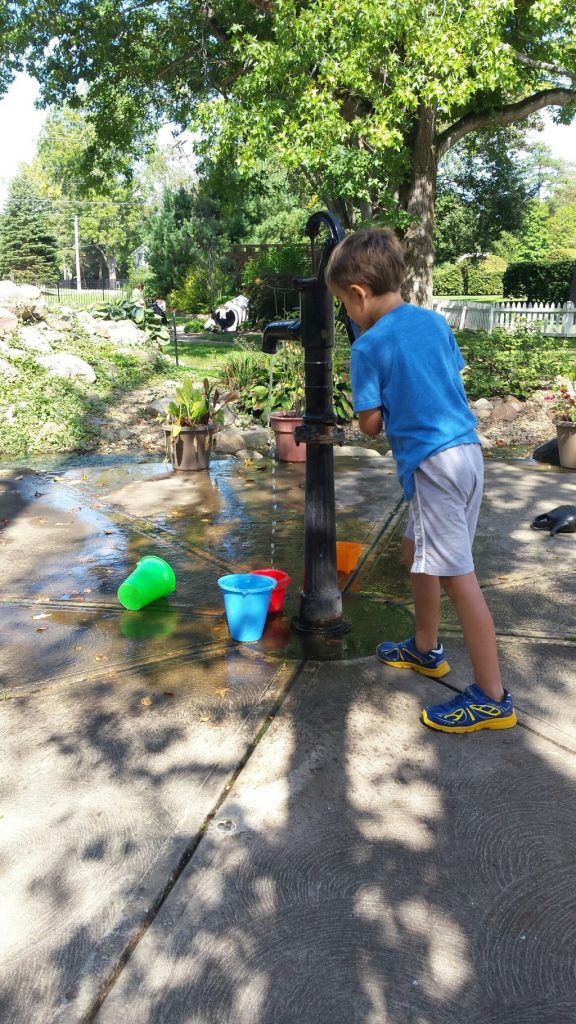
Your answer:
325;228;405;295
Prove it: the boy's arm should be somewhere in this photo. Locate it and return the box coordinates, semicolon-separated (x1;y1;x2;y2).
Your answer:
358;408;383;436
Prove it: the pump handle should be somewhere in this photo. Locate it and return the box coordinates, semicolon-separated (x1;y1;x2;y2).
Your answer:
305;210;357;345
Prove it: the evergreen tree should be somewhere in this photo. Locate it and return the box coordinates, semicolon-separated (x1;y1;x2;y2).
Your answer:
0;173;60;283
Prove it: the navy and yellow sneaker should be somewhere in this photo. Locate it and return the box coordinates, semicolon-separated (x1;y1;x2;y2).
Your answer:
376;636;450;678
422;685;517;733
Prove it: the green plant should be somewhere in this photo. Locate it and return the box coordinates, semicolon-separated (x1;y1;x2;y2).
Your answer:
219;341;353;423
503;260;574;303
164;376;238;438
89;298;171;346
184;318;208;332
459;324;572;400
545;373;576;423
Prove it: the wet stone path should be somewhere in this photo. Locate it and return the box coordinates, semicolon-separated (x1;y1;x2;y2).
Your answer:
1;452;575;1023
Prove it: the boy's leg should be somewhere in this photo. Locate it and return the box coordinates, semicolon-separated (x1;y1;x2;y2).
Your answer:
377;536;449;677
440;572;503;701
402;537;441;653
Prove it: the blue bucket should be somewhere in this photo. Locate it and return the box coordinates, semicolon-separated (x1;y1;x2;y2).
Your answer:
217;573;277;642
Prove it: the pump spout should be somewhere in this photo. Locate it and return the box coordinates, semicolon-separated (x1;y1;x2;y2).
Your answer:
261;318;301;354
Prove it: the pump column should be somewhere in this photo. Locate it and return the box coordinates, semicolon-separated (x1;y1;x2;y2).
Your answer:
294;277;349;634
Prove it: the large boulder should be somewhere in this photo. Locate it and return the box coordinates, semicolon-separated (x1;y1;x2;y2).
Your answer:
36;352;97;383
102;319;148;346
17;325;53;354
0;306;18;336
0;281;47;320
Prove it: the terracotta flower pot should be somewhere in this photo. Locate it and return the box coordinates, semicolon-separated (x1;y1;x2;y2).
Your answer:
270;412;306;462
165;425;217;471
556;421;576;470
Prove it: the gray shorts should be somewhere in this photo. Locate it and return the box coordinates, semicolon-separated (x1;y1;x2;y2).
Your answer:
405;443;484;576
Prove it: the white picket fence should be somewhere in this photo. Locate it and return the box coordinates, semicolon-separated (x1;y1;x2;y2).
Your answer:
434;300;576;337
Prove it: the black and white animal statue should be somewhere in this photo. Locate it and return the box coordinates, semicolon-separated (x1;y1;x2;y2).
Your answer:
204;295;250;333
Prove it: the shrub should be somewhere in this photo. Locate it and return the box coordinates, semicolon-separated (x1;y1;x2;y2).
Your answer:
242;244;311;324
458;323;572;399
218;341;353;422
184;318;208;333
433;263;464;295
503;260;574;303
464;255;505;296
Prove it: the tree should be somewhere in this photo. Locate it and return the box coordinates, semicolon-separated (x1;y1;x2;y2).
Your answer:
32;109;145;285
4;1;576;303
0;171;59;283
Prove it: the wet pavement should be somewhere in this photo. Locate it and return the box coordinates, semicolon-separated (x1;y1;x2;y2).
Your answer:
1;450;575;1023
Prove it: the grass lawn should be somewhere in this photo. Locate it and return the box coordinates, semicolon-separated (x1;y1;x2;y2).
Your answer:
162;339;237;377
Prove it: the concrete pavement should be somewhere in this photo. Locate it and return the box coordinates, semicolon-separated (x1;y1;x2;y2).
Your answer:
0;450;575;1023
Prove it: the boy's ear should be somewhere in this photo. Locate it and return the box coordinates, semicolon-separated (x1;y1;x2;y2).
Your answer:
349;284;369;303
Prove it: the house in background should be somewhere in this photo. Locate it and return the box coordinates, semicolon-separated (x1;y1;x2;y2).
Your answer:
132;245;149;270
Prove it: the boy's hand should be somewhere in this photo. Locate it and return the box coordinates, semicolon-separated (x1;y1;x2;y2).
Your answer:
358;408;383;437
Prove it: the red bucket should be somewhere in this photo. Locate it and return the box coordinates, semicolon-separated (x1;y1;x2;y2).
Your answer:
250;569;291;613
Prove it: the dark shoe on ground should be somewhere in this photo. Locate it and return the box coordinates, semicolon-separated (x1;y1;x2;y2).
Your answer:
422;684;517;733
376;635;450;678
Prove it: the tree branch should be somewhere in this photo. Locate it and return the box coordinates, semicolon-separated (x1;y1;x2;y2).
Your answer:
514;51;576;84
436;88;576;157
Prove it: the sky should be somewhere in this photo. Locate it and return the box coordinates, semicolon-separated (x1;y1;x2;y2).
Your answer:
0;70;575;208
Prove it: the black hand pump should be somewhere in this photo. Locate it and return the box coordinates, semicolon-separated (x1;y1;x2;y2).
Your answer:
262;211;353;635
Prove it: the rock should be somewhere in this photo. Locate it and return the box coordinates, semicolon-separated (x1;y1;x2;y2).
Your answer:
240;426;270;449
221;406;237;427
533;437;561;466
235;448;264;461
0;356;19;379
18;325;53;354
45;317;73;332
0;281;47;319
145;398;172;418
475;409;492;420
36;353;97;383
213;427;247;455
474;398;493;410
476;432;493;448
0;306;18;335
504;395;523;409
333;445;382;457
0;339;26;359
116;347;158;364
104;319;148;346
491;401;519;422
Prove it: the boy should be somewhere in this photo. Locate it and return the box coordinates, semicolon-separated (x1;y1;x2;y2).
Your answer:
325;229;516;733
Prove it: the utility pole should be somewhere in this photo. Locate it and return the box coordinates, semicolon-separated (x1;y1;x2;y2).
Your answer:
74;215;81;292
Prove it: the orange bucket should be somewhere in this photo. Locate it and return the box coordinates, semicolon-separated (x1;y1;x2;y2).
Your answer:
336;542;362;573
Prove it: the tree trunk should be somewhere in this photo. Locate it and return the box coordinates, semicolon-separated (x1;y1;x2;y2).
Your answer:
400;105;438;308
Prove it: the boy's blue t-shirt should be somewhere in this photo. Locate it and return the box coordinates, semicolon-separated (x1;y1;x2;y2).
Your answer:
350;303;479;500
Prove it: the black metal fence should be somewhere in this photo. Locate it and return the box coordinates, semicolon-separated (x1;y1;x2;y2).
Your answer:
38;280;128;310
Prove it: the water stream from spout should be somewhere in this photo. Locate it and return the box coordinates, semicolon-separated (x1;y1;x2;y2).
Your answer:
266;355;277;567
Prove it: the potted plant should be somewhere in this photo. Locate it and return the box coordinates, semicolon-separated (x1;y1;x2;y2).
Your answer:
261;341;307;462
547;374;576;469
164;377;237;471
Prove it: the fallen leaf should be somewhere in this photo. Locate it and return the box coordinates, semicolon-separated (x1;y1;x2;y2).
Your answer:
95;654;107;661
15;475;23;480
163;691;175;697
199;715;211;722
214;687;231;699
140;696;153;706
32;613;52;620
83;588;92;594
36;627;48;633
73;645;82;651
